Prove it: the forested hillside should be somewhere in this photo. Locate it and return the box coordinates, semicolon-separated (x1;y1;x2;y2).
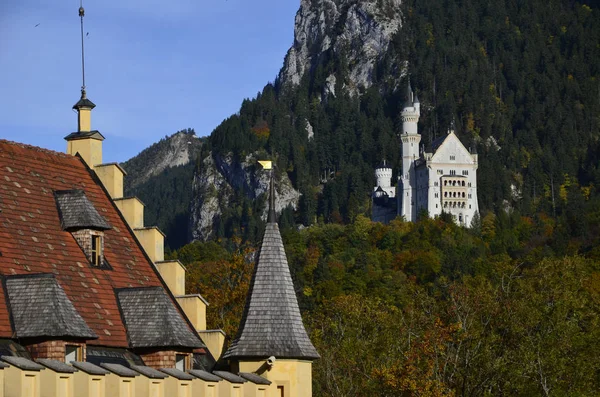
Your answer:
111;0;600;394
196;0;600;241
122;129;203;249
172;211;600;395
156;0;600;394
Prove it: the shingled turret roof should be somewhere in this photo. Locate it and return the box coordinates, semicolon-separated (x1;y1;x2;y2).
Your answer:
223;173;319;360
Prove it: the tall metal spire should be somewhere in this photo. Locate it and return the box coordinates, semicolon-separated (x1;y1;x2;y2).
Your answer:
268;170;276;224
79;0;87;97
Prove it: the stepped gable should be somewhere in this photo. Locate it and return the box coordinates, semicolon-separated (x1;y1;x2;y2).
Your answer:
0;140;199;348
223;175;319;360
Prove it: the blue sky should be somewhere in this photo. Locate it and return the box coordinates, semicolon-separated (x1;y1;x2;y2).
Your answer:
0;0;299;162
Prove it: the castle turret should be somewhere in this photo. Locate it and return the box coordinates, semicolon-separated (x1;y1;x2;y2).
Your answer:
374;160;395;198
223;169;319;396
399;80;421;221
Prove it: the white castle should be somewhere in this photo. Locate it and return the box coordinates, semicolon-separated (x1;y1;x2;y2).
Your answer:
373;82;479;227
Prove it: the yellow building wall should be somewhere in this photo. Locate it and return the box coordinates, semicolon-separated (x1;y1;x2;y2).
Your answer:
163;378;193;397
94;164;125;199
39;370;75;397
73;373;105;397
105;374;136;397
217;382;243;397
114;197;145;229
237;360;312;397
176;295;207;331
78;108;92;132
134;227;165;263
135;376;165;397
66;138;102;169
197;330;225;361
0;368;4;397
4;366;41;397
189;379;219;397
156;261;186;296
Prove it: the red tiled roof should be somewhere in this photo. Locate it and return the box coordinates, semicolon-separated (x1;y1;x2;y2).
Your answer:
0;140;179;347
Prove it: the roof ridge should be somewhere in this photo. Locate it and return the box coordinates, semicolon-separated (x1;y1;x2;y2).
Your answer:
0;139;75;159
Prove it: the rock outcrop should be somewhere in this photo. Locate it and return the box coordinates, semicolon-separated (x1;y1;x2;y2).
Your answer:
280;0;402;96
122;130;203;191
189;153;301;241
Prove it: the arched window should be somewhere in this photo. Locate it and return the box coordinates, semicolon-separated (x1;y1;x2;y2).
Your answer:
462;181;466;186
462;192;465;198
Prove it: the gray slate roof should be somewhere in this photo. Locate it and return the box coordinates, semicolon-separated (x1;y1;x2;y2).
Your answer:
54;189;111;231
131;365;168;379
159;368;195;380
116;287;203;349
37;359;78;373
213;371;246;384
100;363;138;377
223;193;319;360
239;372;271;385
1;356;45;371
5;274;97;339
188;369;222;382
71;361;110;375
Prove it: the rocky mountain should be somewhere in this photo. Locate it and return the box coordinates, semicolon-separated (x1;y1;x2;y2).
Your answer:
280;0;402;96
121;129;204;249
190;153;300;241
124;0;600;247
122;129;202;191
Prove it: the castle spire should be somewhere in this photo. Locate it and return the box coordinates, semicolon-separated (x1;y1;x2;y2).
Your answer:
223;162;319;361
65;0;104;168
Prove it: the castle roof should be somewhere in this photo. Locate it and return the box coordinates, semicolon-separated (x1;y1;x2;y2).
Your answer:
222;175;319;360
0;140;202;349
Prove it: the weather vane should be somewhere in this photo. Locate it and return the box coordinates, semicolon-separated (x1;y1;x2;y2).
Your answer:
79;0;86;94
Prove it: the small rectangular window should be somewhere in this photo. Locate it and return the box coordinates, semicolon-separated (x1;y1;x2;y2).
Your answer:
278;386;285;397
91;235;101;266
450;155;456;161
175;354;186;371
65;345;80;363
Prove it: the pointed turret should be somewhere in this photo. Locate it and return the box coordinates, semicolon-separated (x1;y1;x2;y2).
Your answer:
223;173;319;361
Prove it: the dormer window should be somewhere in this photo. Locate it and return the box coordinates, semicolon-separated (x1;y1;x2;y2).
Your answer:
91;234;102;266
54;189;111;268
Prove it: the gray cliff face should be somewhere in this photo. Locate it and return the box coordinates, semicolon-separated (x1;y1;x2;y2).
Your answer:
123;131;202;191
189;153;301;241
280;0;402;96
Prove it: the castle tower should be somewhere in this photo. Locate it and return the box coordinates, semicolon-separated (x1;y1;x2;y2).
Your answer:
399;81;421;221
223;170;319;397
374;160;395;198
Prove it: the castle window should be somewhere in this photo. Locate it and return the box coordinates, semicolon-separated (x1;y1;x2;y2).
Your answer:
462;192;466;198
459;214;463;223
437;170;443;175
450;155;456;161
468;182;472;187
469;205;472;209
452;180;456;186
434;182;438;187
462;181;466;186
450;170;456;176
468;194;472;199
435;193;439;198
462;170;469;175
